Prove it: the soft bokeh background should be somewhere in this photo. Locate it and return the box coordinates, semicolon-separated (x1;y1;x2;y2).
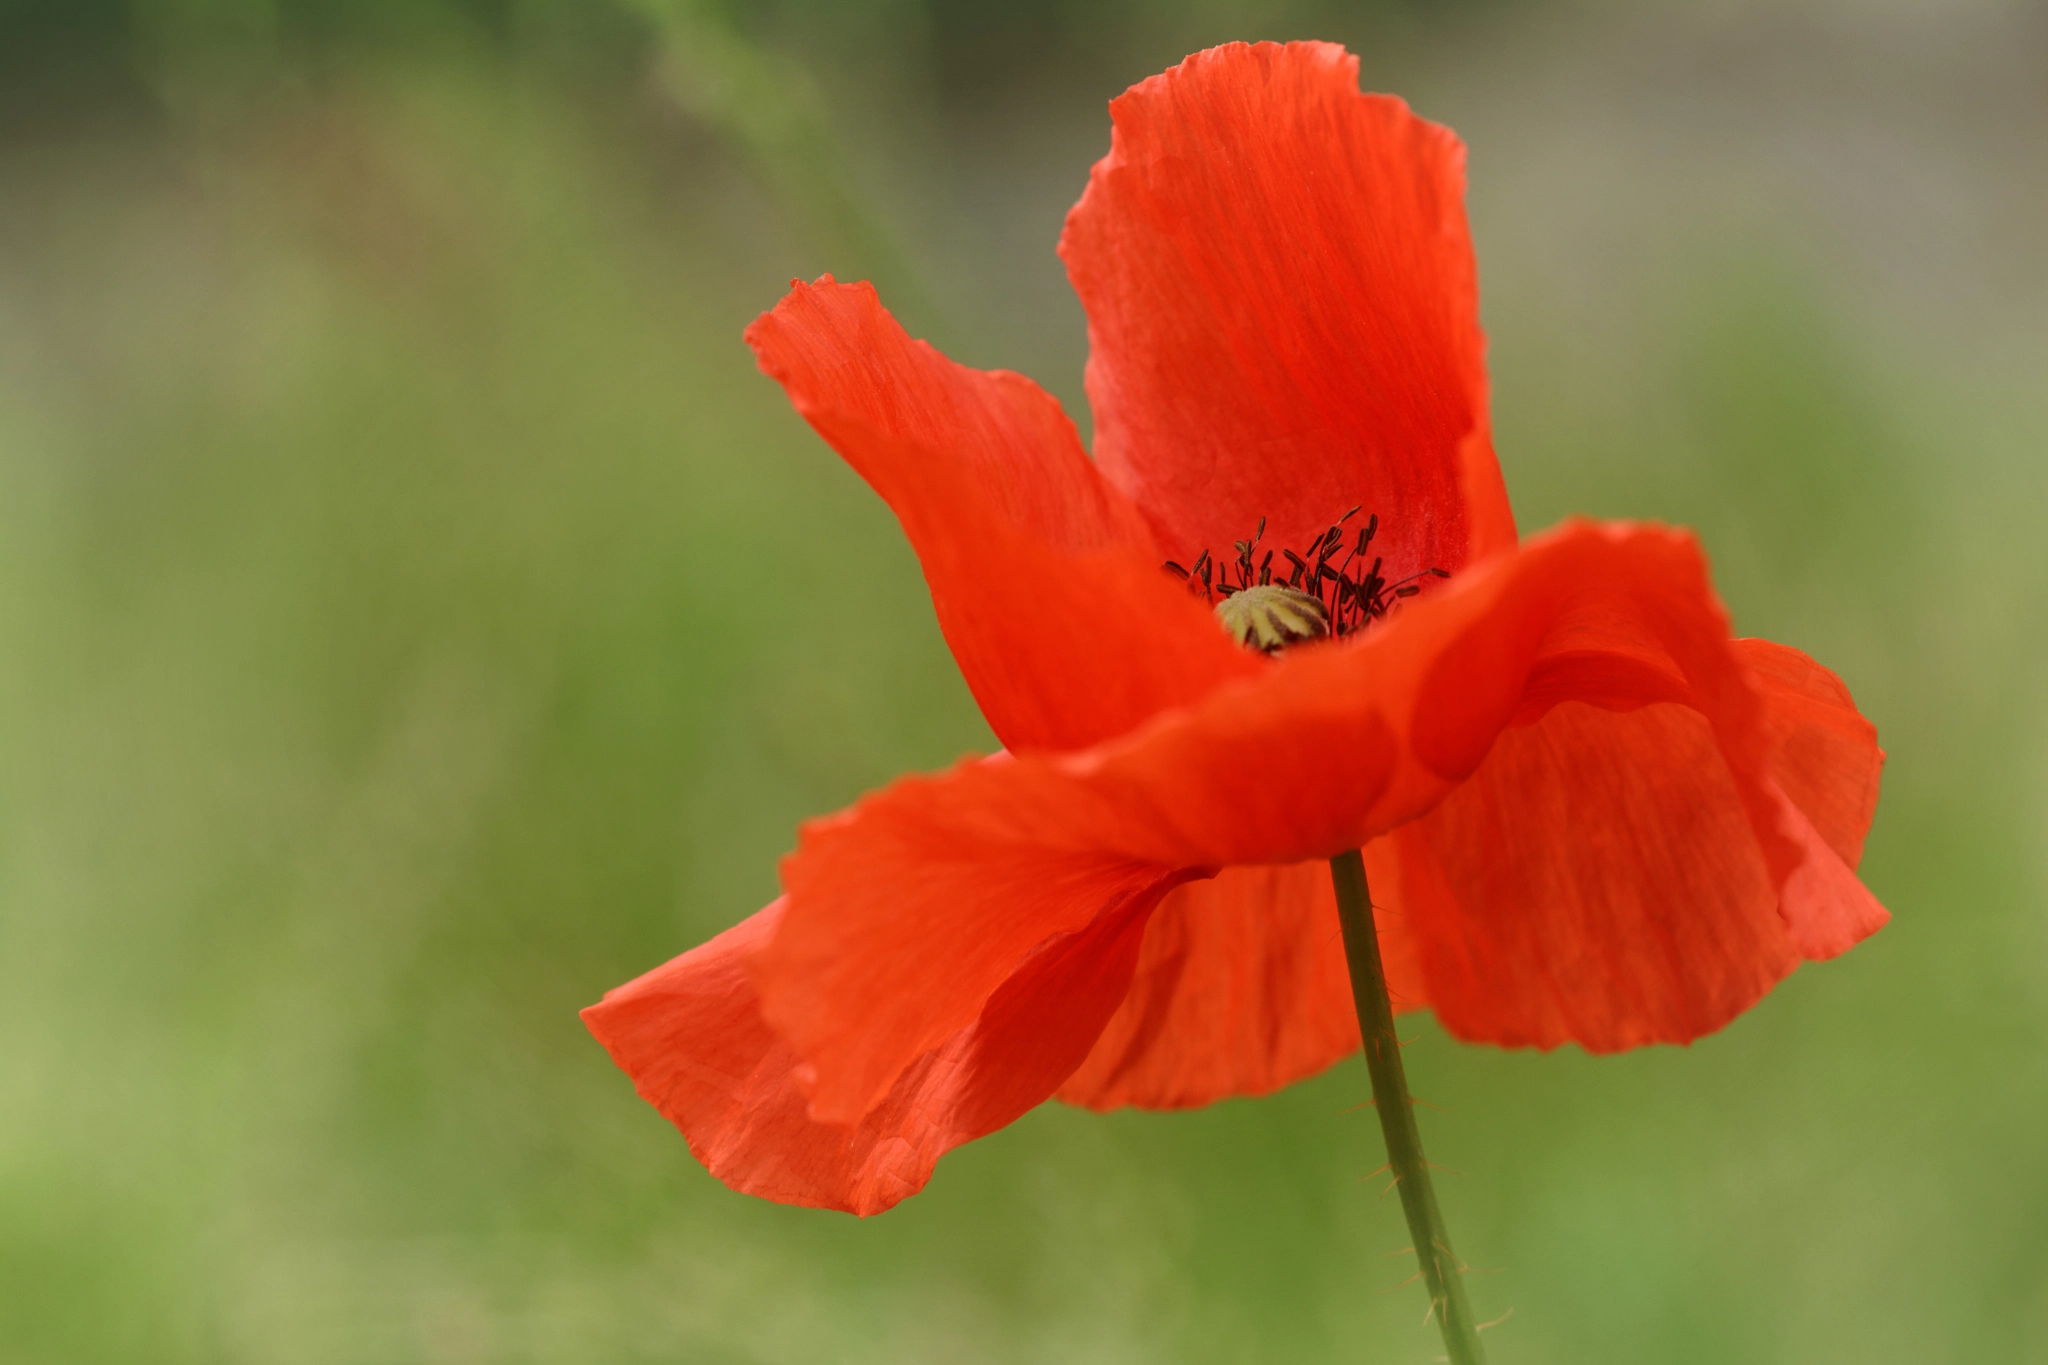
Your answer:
3;1;2044;1361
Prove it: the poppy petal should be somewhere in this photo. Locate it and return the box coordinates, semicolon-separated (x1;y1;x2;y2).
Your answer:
1055;850;1428;1111
1391;701;1806;1051
746;277;1261;753
766;522;1884;1084
1767;777;1890;961
1378;579;1888;1049
1736;638;1885;870
759;762;1201;1123
583;891;1164;1216
754;678;1404;1121
1740;638;1890;960
1403;523;1805;878
770;524;1785;884
1062;40;1515;583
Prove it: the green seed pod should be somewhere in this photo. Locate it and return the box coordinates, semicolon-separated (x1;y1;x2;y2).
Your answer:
1214;584;1329;653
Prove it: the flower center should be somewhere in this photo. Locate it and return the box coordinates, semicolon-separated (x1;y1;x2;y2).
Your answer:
1165;508;1449;653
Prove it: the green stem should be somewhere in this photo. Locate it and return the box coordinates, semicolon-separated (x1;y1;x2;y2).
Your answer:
1330;849;1487;1364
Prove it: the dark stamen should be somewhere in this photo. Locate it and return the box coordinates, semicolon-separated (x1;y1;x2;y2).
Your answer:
1165;507;1451;645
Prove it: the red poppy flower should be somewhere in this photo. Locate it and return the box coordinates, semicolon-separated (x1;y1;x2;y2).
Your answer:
583;40;1886;1217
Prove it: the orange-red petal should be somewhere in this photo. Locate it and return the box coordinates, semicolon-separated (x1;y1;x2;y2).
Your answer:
1056;858;1417;1111
758;764;1203;1123
761;521;1885;1105
583;890;1170;1216
1062;41;1515;583
1391;702;1806;1051
746;277;1261;753
1735;638;1885;871
1738;639;1890;961
1377;590;1887;1052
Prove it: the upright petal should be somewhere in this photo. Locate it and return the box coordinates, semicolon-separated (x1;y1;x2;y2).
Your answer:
1063;41;1515;582
747;277;1260;753
585;893;1165;1215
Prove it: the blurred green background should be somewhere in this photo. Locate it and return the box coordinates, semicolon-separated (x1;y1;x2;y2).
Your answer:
3;1;2044;1361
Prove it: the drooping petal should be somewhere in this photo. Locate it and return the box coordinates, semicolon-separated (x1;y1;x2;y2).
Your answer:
762;521;1884;1092
1390;702;1805;1051
1736;638;1884;870
583;889;1167;1216
1767;780;1889;961
1062;40;1515;584
768;524;1773;876
1401;519;1889;959
746;277;1261;753
1736;639;1889;959
758;763;1202;1124
1058;856;1429;1111
751;648;1407;1122
1375;587;1888;1051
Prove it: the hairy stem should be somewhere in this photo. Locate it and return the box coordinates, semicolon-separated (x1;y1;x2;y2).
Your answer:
1329;849;1486;1364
